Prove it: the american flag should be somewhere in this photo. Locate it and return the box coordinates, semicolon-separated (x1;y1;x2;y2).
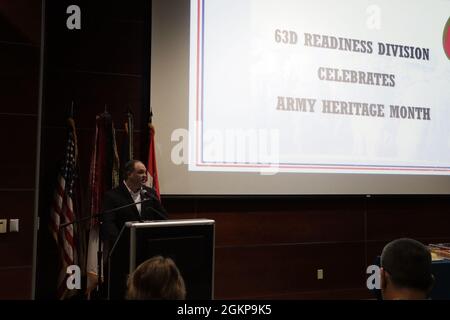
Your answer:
49;117;79;299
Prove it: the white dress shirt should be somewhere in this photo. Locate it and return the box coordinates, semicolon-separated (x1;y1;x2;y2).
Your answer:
123;181;142;215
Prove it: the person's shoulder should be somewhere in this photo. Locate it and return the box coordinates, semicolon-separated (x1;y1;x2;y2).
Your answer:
104;184;125;197
106;185;120;193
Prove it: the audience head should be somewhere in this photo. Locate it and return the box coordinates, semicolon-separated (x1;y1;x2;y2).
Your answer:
126;255;186;300
123;159;147;191
380;238;434;300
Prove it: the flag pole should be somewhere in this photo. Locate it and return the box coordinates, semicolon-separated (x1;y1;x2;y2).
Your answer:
127;107;134;160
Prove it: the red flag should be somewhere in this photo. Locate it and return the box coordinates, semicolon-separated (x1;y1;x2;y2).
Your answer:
86;112;120;296
49;117;80;299
146;123;160;200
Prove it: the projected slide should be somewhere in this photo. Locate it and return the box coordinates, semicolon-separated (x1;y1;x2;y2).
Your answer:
189;0;450;175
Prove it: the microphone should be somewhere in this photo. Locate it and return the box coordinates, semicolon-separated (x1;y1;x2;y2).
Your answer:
139;187;168;220
140;188;157;201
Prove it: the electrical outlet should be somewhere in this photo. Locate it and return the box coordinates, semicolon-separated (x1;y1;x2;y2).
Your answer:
10;219;19;232
0;219;6;233
317;269;324;280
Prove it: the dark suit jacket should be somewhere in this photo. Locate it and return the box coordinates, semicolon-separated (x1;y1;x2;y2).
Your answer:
100;182;168;257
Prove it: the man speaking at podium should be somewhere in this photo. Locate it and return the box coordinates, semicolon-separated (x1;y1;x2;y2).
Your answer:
101;159;168;258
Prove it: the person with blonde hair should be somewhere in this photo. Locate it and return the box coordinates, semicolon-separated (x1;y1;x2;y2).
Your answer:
126;255;186;300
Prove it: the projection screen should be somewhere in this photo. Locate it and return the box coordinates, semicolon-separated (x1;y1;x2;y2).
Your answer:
151;0;450;195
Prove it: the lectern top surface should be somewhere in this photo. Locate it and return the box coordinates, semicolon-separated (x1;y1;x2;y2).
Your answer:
125;218;215;228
